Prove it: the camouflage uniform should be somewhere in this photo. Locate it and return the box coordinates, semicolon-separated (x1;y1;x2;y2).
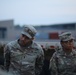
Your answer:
49;49;76;75
4;40;44;75
0;69;13;75
49;32;76;75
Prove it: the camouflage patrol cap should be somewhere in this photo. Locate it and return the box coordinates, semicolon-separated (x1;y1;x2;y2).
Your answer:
59;32;74;41
45;43;55;50
21;25;37;38
45;43;50;50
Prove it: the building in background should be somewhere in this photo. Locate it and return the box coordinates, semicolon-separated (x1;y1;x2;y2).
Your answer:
0;19;76;43
0;19;22;42
35;24;76;42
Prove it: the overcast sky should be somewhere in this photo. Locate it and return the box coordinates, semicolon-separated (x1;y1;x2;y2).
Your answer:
0;0;76;26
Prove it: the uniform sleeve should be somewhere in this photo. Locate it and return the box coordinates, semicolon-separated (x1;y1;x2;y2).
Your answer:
4;45;11;72
49;53;58;75
35;46;44;75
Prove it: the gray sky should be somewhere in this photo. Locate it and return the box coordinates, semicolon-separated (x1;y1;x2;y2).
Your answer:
0;0;76;26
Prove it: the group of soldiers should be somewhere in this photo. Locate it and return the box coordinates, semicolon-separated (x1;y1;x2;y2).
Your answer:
0;25;76;75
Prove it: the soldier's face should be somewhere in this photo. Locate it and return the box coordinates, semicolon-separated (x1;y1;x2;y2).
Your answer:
61;39;74;50
19;34;33;45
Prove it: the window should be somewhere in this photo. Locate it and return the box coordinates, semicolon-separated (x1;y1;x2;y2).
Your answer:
0;27;7;39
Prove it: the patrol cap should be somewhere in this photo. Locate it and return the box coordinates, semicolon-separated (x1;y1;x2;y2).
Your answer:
45;43;55;50
21;25;37;38
45;43;50;50
59;32;74;41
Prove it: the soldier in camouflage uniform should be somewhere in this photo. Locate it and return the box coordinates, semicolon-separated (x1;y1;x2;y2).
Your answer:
4;25;44;75
49;32;76;75
40;43;55;75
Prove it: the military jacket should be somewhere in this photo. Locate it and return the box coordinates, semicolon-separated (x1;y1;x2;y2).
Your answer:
49;49;76;75
4;40;44;75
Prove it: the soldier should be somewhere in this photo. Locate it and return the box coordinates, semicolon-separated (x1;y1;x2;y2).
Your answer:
49;32;76;75
44;43;55;61
4;25;44;75
40;43;55;75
